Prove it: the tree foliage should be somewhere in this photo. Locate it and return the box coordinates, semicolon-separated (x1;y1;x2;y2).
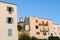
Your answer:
48;36;60;40
19;33;31;40
31;37;37;40
17;25;22;31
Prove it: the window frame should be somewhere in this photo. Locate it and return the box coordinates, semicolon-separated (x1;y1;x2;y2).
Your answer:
8;29;12;36
35;26;38;29
7;7;14;12
36;20;38;23
6;17;14;24
36;32;40;35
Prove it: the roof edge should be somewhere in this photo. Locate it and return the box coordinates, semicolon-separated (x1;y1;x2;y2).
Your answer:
29;16;52;21
0;1;16;5
53;24;60;25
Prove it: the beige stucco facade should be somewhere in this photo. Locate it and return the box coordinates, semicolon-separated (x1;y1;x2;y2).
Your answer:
29;16;53;39
18;16;60;39
52;24;60;37
23;16;53;39
0;2;18;40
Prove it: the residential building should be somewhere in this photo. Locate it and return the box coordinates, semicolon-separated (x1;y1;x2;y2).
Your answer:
18;16;60;39
0;1;18;40
53;24;60;37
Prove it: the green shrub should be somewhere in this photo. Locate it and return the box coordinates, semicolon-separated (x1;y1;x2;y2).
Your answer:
17;25;22;31
31;37;37;40
19;33;31;40
48;36;60;40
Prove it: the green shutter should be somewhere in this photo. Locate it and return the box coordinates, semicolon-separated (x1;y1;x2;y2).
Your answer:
11;7;14;12
8;29;12;36
11;18;14;23
6;17;8;23
7;7;9;11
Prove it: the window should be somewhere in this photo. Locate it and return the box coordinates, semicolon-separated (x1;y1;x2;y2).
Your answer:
59;32;60;35
36;20;38;23
51;33;53;36
42;21;44;24
48;33;49;35
40;27;44;31
54;27;55;29
43;32;46;35
36;32;40;35
46;21;48;26
36;26;38;29
58;27;60;30
8;29;12;36
6;17;14;24
7;7;14;12
48;27;49;31
55;32;56;35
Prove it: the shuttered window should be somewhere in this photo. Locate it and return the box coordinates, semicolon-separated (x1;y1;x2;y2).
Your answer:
6;17;14;24
7;7;14;12
8;29;12;36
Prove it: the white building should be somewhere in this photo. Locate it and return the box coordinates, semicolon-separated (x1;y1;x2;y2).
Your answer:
0;1;18;40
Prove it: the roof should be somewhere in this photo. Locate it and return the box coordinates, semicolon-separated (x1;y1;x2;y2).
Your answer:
0;1;16;5
30;16;52;21
38;17;52;21
53;24;60;25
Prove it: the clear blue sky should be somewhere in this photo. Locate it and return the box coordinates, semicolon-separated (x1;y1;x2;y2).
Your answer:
0;0;60;24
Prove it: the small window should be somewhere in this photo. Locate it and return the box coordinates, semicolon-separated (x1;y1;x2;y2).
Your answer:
48;27;49;31
36;20;38;23
54;27;55;29
43;32;46;35
36;26;38;29
46;21;48;26
59;32;60;35
51;33;53;36
42;21;44;24
58;27;60;30
6;17;14;24
7;7;14;12
8;29;12;36
36;32;40;35
48;33;49;35
55;32;56;35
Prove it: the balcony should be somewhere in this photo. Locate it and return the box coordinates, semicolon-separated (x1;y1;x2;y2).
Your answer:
40;27;49;32
39;21;48;26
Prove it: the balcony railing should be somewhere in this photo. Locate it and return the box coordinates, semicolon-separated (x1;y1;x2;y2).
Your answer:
40;27;49;32
39;21;48;26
